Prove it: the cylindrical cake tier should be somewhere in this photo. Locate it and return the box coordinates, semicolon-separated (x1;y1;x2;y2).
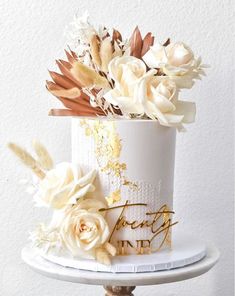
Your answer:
72;118;176;255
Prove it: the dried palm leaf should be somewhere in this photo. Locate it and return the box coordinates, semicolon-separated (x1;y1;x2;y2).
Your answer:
69;49;78;59
49;71;77;89
112;29;122;42
49;109;101;117
32;140;54;170
47;85;81;99
141;32;154;57
8;143;45;179
47;50;121;117
130;26;143;58
57;97;104;115
130;27;156;59
64;49;77;64
55;60;83;87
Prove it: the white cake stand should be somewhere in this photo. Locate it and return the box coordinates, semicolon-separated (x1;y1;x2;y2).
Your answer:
21;243;219;296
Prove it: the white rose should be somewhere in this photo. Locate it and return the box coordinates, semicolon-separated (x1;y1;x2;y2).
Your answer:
105;56;147;112
143;42;203;88
108;56;147;83
104;56;195;128
105;56;155;114
34;162;96;209
60;202;109;258
135;75;196;128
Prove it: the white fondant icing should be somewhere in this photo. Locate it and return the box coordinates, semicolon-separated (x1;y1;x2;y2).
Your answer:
71;118;176;253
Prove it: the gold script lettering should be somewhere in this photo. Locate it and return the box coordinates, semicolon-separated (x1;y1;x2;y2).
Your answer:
100;201;178;254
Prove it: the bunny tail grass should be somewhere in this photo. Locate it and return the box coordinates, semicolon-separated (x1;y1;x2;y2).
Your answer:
32;140;54;170
8;142;45;179
95;247;111;265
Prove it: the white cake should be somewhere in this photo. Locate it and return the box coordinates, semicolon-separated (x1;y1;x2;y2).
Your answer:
7;13;208;272
72;118;177;255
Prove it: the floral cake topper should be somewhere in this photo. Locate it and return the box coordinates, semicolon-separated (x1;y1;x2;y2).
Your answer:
47;12;207;130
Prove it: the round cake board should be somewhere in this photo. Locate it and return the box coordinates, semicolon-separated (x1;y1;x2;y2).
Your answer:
40;235;206;273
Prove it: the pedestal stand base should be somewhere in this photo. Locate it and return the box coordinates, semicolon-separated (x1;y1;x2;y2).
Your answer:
21;243;220;296
104;286;136;296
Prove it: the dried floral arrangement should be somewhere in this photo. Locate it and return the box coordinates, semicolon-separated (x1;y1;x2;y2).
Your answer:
47;12;207;130
8;141;116;265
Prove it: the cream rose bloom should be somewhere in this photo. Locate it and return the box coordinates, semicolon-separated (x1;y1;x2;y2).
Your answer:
134;75;196;128
34;162;96;209
104;56;150;114
143;42;204;88
104;56;195;128
59;200;109;258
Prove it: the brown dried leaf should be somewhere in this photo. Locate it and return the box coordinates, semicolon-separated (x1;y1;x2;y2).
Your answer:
64;50;77;64
48;87;81;99
59;59;72;69
112;29;122;42
58;97;104;115
46;80;63;91
56;60;83;87
49;108;103;117
130;26;143;58
163;38;170;47
49;71;78;89
102;27;110;40
141;32;154;57
69;49;78;59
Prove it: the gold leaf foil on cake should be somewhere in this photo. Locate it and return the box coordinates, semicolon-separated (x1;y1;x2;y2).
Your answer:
106;189;121;206
80;119;138;193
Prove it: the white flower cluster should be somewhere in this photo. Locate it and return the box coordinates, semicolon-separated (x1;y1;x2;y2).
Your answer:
31;162;114;263
104;42;206;130
64;12;207;129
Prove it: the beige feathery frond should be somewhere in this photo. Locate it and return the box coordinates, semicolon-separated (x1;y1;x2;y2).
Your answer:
8;143;45;179
90;34;101;68
100;38;113;72
95;247;111;265
32;140;54;170
104;242;117;257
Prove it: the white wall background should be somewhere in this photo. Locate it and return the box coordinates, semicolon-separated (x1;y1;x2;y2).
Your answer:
0;0;234;295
